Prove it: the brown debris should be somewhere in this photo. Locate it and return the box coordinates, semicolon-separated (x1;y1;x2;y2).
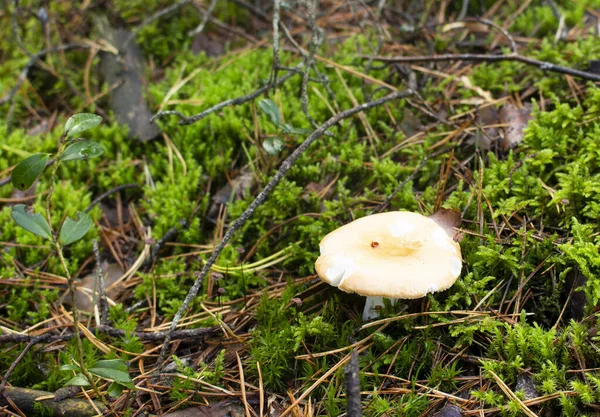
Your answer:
499;103;533;151
429;208;463;241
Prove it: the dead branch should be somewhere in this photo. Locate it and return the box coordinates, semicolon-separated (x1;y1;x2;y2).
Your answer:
151;69;300;125
0;386;107;417
361;53;600;82
0;325;217;345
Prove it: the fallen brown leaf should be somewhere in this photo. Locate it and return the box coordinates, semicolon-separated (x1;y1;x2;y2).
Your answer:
429;208;463;242
499;103;532;151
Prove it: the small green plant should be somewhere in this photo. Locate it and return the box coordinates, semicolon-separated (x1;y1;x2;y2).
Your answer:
258;98;310;155
9;113;108;397
60;358;134;398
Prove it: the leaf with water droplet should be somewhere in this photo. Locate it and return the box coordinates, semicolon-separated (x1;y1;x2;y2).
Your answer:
64;113;102;137
61;141;104;162
263;137;284;155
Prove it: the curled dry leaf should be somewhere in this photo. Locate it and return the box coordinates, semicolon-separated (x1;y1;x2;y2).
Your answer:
499;103;533;151
429;208;463;242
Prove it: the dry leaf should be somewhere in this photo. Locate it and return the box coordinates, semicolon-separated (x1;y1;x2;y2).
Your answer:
499;103;532;151
429;208;463;242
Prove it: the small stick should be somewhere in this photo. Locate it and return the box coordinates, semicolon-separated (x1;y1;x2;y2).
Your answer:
92;239;109;326
0;325;217;345
151;70;300;125
360;53;600;82
344;349;362;417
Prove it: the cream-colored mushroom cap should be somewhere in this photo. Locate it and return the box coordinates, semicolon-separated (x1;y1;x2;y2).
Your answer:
315;211;462;298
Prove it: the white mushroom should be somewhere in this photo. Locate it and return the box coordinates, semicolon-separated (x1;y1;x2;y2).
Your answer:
315;211;463;321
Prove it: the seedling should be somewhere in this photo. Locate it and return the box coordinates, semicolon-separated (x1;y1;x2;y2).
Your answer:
9;113;133;398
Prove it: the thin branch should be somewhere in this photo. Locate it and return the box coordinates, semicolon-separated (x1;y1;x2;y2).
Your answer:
476;17;518;54
344;349;362;417
151;69;300;125
0;325;217;345
124;0;192;48
270;0;282;89
145;219;188;268
92;239;110;326
188;0;218;37
360;53;600;82
155;88;413;370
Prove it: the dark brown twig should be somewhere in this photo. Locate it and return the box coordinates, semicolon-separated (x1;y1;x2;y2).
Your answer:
155;88;413;370
344;349;362;417
92;239;110;326
0;325;217;345
151;69;300;125
360;53;600;82
124;0;192;48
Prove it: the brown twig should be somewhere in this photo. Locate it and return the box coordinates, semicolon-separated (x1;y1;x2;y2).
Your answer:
151;69;300;125
0;325;217;345
360;53;600;82
344;349;362;417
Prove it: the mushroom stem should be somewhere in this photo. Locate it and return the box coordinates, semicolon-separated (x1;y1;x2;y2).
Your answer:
362;296;398;321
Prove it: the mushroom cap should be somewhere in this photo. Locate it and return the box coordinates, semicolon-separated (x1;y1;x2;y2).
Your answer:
315;211;462;299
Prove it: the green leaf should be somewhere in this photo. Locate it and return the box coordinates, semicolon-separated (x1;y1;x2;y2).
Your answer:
93;359;128;372
90;368;134;389
11;153;50;191
59;364;79;371
107;382;125;398
11;205;52;240
65;374;90;387
59;211;93;245
61;141;104;162
263;137;284;155
64;113;102;137
282;124;312;135
258;99;282;126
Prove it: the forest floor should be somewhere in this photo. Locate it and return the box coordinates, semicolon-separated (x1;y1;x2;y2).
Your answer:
2;1;600;416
